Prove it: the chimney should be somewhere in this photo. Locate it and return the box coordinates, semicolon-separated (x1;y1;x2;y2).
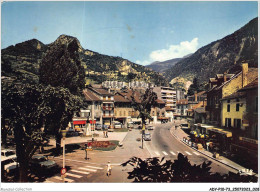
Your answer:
242;63;248;87
194;91;198;102
223;72;227;82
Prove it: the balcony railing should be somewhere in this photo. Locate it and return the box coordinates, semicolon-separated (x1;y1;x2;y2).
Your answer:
102;106;114;110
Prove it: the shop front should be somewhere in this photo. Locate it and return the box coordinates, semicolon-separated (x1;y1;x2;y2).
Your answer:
73;117;87;131
208;127;232;153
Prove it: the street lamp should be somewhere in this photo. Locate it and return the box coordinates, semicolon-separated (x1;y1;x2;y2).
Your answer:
60;129;67;183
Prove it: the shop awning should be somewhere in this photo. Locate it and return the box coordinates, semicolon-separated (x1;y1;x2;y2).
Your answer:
73;120;86;125
210;127;232;137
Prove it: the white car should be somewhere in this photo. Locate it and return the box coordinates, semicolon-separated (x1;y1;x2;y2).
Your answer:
113;122;123;129
1;149;17;161
3;158;19;174
147;125;155;130
1;149;19;174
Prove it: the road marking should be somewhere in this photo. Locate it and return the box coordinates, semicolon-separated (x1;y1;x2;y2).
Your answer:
85;165;103;169
185;151;192;155
70;169;90;175
193;152;200;156
52;176;74;183
162;151;168;155
54;157;101;165
154;151;160;156
66;172;83;178
78;167;97;172
170;151;176;155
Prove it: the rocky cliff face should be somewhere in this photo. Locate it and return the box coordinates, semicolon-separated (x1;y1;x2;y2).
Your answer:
165;17;258;85
2;35;168;86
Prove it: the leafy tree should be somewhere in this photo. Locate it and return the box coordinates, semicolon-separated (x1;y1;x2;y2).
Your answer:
1;80;83;181
127;72;137;82
122;153;258;182
43;85;84;154
39;35;85;152
39;35;85;95
120;86;128;93
131;88;157;148
187;77;201;96
1;82;49;182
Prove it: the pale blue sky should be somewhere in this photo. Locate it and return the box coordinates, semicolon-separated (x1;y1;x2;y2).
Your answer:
1;1;258;65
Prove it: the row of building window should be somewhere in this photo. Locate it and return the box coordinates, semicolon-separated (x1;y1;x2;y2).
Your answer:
225;118;241;129
227;103;240;112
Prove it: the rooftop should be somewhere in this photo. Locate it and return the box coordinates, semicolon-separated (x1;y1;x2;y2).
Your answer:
114;95;131;103
89;87;114;96
239;77;258;92
83;89;101;101
221;91;246;100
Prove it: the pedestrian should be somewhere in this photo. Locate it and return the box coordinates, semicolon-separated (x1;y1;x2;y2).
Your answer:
107;161;112;176
106;130;108;138
103;126;106;138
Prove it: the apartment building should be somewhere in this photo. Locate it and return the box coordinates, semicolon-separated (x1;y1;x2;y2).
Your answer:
102;81;127;89
153;86;177;113
86;86;115;126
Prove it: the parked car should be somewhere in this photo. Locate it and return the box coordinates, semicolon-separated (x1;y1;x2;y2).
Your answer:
95;123;102;130
66;127;80;137
143;133;151;141
147;125;155;130
127;122;134;128
1;149;17;161
29;155;57;174
113;121;123;129
2;158;19;175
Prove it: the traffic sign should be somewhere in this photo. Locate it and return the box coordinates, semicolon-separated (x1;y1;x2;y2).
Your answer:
85;148;93;151
61;167;67;175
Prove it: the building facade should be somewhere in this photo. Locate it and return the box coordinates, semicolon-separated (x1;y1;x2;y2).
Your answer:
206;63;257;126
176;99;188;116
114;94;133;126
153;86;177;113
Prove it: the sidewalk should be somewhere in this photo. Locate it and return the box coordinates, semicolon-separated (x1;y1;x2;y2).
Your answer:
171;120;256;175
48;130;128;147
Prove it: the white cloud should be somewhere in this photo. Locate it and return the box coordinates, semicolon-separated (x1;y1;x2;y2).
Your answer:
135;60;151;66
136;38;198;65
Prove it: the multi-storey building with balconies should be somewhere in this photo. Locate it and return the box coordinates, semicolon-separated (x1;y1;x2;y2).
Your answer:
85;86;115;126
153;86;177;114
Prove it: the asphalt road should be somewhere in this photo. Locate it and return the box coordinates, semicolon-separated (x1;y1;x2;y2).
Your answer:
144;122;238;175
42;122;238;183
